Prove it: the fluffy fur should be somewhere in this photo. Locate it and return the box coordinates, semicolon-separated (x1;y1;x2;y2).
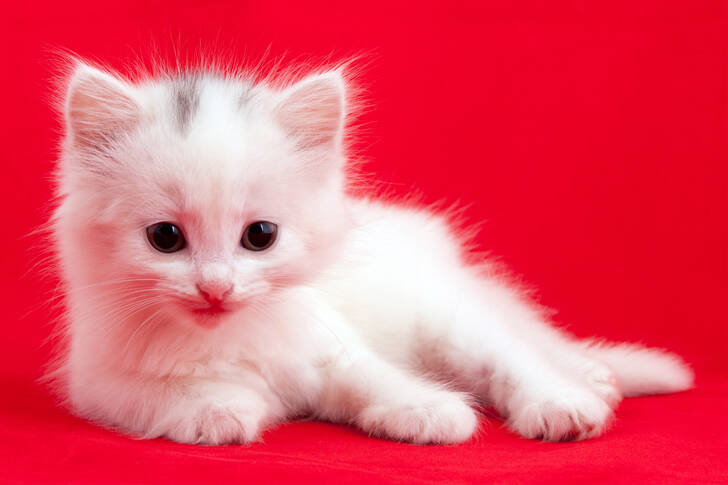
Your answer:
49;57;694;445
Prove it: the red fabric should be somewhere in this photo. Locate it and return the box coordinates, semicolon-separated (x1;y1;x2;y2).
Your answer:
1;1;726;483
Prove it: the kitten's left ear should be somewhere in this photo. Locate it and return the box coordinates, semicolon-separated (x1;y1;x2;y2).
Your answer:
274;71;346;151
64;63;140;151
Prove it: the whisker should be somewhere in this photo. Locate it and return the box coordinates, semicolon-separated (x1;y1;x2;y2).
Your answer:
122;308;166;356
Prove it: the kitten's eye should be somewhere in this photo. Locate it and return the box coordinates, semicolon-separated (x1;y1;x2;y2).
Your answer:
242;221;278;251
146;222;186;253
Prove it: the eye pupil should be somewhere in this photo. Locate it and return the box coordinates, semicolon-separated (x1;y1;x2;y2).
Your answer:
146;222;185;253
242;221;277;251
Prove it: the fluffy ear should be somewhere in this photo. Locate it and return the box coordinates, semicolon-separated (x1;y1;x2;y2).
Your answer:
274;71;346;151
65;63;140;150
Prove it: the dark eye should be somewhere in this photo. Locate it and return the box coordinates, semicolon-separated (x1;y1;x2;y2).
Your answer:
242;221;278;251
146;222;186;253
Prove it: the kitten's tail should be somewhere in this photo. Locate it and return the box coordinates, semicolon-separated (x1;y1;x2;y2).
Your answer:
581;341;695;397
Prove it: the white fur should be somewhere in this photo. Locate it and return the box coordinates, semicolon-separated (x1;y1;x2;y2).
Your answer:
49;58;694;445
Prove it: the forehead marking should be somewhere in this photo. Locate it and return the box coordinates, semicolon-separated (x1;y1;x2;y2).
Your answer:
172;75;200;133
238;84;254;110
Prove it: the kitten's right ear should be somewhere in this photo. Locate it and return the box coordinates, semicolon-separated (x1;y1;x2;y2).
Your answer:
64;63;140;151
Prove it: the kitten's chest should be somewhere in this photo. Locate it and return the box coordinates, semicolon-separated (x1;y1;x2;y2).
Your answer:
207;311;337;405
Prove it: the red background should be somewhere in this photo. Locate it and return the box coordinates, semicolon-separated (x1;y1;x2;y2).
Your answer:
1;1;726;483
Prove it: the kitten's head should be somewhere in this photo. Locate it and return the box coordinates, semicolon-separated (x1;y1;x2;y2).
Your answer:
55;61;351;329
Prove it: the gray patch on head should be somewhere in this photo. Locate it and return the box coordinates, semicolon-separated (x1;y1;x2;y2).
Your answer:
237;82;255;110
172;75;200;133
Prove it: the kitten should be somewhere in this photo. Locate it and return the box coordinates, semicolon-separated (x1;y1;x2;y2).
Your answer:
50;58;694;445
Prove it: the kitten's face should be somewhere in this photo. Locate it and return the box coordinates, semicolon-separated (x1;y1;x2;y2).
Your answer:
58;66;348;329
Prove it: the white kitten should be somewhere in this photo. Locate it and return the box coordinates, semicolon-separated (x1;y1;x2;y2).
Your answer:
49;58;694;445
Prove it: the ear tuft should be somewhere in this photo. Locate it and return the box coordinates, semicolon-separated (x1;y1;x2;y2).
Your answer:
65;63;140;150
274;71;346;150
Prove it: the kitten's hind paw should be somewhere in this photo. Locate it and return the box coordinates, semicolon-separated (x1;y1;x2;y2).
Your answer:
507;387;614;441
584;362;622;409
358;391;478;445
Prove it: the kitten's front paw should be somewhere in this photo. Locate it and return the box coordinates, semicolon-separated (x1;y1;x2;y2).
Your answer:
157;402;265;445
507;386;614;441
358;391;477;445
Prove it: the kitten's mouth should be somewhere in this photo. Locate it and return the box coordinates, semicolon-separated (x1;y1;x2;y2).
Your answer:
180;298;246;328
189;304;231;329
192;305;229;316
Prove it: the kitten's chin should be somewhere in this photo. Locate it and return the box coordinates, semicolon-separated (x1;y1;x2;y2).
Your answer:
189;309;231;329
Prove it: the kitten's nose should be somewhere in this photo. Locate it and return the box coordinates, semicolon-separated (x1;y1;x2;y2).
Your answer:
196;283;233;305
196;262;233;305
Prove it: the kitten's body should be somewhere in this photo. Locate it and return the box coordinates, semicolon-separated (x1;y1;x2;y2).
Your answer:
52;60;693;445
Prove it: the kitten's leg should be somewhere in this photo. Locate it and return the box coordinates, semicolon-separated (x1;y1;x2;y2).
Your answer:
294;290;478;445
413;277;615;441
472;305;623;408
315;347;478;444
68;368;286;445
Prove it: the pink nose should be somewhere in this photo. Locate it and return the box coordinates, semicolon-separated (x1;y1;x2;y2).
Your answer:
196;283;233;305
